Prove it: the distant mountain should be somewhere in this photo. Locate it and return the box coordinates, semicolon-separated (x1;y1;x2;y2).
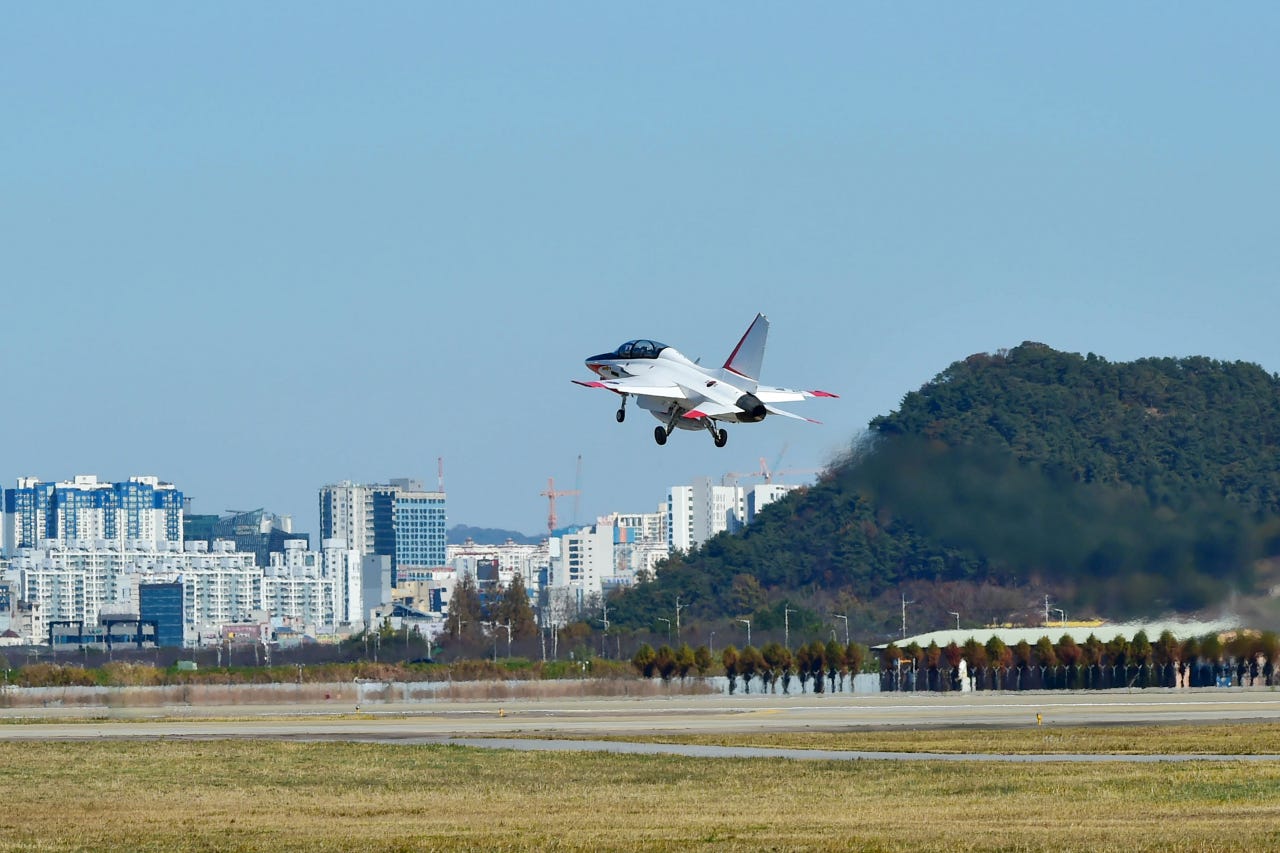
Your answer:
611;342;1280;638
448;525;542;546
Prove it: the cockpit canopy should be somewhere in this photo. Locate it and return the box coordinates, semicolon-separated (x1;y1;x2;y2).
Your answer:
612;339;668;360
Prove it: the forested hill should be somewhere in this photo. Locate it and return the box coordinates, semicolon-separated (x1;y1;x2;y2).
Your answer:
610;343;1280;635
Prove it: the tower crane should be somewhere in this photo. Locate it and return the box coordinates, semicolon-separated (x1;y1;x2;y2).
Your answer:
540;476;580;538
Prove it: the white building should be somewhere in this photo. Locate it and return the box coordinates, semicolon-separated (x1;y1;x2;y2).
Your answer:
261;539;364;633
667;478;745;552
446;538;548;592
3;474;184;556
543;523;618;623
12;537;363;646
665;479;801;552
602;510;667;583
744;483;802;524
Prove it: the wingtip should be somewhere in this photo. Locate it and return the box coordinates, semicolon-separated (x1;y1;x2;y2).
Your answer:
809;390;839;398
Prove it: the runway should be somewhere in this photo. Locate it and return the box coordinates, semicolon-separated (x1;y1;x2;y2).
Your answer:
2;689;1280;758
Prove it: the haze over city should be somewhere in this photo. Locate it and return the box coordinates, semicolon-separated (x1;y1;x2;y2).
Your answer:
4;6;1278;537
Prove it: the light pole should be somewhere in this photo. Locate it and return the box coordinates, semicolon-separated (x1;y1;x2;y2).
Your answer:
600;600;610;658
785;607;796;650
709;631;716;658
657;617;671;646
675;597;685;641
949;611;960;631
901;594;914;640
497;621;513;658
1052;608;1066;627
738;618;751;648
832;614;849;646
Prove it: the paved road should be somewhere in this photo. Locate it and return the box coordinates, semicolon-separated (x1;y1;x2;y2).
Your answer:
2;689;1280;748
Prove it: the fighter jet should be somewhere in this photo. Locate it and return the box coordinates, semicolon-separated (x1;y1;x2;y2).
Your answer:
573;313;837;447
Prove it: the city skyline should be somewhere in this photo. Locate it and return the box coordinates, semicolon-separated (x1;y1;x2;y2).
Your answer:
4;7;1277;537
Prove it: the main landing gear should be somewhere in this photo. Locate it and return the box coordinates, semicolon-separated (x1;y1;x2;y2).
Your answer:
704;420;728;448
653;418;728;447
616;396;627;423
654;408;682;446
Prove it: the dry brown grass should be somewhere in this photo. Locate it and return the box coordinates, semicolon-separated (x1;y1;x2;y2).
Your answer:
0;740;1278;851
585;721;1280;755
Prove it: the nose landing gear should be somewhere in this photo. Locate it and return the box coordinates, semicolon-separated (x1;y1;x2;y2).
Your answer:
616;395;627;423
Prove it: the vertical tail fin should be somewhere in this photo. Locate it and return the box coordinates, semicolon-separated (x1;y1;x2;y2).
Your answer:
723;313;769;381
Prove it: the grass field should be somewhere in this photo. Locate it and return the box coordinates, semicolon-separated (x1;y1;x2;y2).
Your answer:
2;739;1279;851
583;721;1280;755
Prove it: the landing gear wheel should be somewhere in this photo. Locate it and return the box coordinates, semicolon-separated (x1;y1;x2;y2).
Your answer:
616;409;626;423
713;428;728;447
654;426;668;446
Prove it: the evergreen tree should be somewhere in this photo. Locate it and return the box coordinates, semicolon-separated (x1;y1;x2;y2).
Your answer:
492;575;538;641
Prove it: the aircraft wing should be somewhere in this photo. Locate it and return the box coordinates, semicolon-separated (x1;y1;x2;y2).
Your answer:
572;378;683;398
754;385;839;404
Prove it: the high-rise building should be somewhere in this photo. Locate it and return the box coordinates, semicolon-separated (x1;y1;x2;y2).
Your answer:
319;479;446;585
3;475;183;555
545;522;617;622
666;478;745;552
664;479;798;552
139;582;185;647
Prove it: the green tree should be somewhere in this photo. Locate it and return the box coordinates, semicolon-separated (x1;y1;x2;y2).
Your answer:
1081;633;1105;687
443;574;485;648
826;639;845;692
985;637;1011;688
1154;630;1180;686
674;643;696;681
693;644;714;677
491;575;538;643
1033;636;1057;688
654;645;678;682
807;641;827;694
631;643;656;678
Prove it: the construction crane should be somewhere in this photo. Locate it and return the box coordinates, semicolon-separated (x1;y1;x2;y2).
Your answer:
540;476;580;538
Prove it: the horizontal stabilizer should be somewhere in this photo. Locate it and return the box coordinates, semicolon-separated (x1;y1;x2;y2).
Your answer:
755;386;840;404
764;404;821;424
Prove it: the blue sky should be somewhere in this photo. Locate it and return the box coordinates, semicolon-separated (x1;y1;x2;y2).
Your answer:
3;6;1278;537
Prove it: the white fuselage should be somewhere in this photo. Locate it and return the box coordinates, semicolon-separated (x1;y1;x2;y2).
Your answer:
587;347;764;430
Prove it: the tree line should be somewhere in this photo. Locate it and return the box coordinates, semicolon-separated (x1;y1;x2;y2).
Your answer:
880;630;1280;691
632;639;871;694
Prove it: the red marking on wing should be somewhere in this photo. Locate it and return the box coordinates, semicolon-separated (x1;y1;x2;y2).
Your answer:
809;390;838;398
683;410;707;419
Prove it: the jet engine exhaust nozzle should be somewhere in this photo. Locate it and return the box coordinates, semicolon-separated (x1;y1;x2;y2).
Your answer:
735;393;768;423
